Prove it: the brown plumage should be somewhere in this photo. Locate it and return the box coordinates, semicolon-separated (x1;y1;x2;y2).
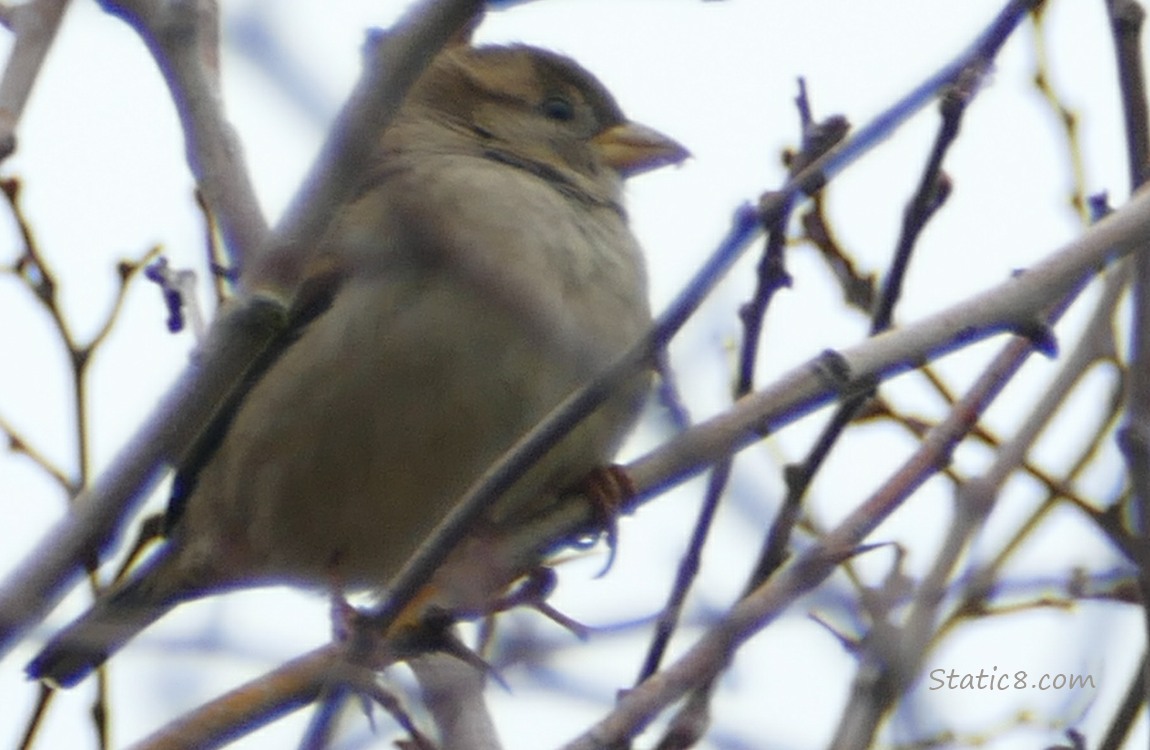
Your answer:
28;43;688;688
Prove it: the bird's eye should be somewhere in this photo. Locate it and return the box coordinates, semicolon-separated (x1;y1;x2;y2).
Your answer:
540;96;576;122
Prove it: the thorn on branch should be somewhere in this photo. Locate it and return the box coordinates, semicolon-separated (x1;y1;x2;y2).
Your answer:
1088;192;1112;221
787;78;851;170
116;259;136;282
778;78;850;196
782;463;808;494
813;349;853;391
924;172;953;216
794;76;813;127
1012;319;1058;357
812;349;878;402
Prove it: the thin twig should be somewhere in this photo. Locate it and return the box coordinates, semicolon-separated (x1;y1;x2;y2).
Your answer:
359;0;1046;648
563;273;1075;750
0;0;481;661
829;260;1121;748
645;83;848;747
1105;0;1150;718
117;178;1150;748
636;79;833;693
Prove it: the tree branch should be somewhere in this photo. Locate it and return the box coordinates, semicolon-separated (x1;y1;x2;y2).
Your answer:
0;0;482;660
0;0;70;161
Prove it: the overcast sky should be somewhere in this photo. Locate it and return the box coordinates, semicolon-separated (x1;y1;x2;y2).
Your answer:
1;2;1143;748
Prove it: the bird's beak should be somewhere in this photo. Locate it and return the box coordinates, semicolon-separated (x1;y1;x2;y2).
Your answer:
593;122;690;177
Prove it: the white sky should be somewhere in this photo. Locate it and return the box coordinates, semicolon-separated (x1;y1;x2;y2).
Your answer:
0;1;1144;748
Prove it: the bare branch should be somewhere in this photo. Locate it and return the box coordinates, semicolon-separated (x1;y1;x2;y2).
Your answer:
0;0;70;161
127;646;340;750
0;0;482;660
100;0;266;264
411;654;502;750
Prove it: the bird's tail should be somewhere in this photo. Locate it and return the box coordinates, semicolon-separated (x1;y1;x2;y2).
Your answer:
26;550;180;688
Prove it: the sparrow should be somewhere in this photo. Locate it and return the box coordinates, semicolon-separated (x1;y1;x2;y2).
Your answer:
27;42;689;688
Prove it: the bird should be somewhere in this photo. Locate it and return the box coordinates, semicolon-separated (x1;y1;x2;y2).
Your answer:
27;42;689;688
